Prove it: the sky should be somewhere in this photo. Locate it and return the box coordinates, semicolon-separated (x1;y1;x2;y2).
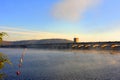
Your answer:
0;0;120;41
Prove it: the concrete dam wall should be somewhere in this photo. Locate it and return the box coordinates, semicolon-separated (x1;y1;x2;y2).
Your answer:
2;42;120;50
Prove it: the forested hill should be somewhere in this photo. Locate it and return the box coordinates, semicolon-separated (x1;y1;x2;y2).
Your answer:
2;39;73;45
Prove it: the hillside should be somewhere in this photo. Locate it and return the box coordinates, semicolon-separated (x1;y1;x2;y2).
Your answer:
2;39;73;45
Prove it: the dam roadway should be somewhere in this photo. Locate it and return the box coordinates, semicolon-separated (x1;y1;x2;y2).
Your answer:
2;41;120;50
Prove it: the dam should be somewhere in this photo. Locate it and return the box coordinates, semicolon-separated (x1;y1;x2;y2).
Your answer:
2;41;120;50
1;38;120;50
26;41;120;50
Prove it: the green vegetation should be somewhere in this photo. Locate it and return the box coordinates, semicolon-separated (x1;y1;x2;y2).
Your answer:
0;32;8;44
0;52;11;69
0;32;12;79
0;32;11;69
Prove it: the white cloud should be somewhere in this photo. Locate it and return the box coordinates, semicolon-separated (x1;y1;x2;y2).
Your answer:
52;0;101;21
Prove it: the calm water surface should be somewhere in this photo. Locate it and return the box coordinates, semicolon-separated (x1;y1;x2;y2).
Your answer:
0;48;120;80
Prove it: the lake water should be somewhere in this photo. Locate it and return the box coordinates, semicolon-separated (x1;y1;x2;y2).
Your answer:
1;48;120;80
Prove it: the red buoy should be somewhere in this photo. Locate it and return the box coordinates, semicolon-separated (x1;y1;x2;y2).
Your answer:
16;71;21;75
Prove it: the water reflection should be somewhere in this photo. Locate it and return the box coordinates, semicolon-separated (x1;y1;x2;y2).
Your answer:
69;49;120;55
1;48;120;80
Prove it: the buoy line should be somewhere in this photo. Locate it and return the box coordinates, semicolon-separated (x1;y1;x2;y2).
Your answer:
16;48;27;79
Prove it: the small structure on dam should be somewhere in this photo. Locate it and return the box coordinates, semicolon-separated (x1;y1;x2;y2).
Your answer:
74;38;79;43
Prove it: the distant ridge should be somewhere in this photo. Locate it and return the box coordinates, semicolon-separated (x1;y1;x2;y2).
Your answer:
2;39;73;45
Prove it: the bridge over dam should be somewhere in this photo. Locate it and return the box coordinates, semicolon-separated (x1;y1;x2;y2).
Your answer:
2;42;120;50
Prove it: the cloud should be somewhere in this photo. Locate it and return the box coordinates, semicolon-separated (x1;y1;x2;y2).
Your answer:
52;0;101;21
0;26;72;41
0;24;120;42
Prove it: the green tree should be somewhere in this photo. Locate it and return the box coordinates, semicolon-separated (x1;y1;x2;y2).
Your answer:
0;32;11;79
0;32;8;45
0;32;11;69
0;52;11;69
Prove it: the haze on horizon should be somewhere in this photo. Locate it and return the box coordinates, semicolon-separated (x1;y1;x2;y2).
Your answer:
0;0;120;42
